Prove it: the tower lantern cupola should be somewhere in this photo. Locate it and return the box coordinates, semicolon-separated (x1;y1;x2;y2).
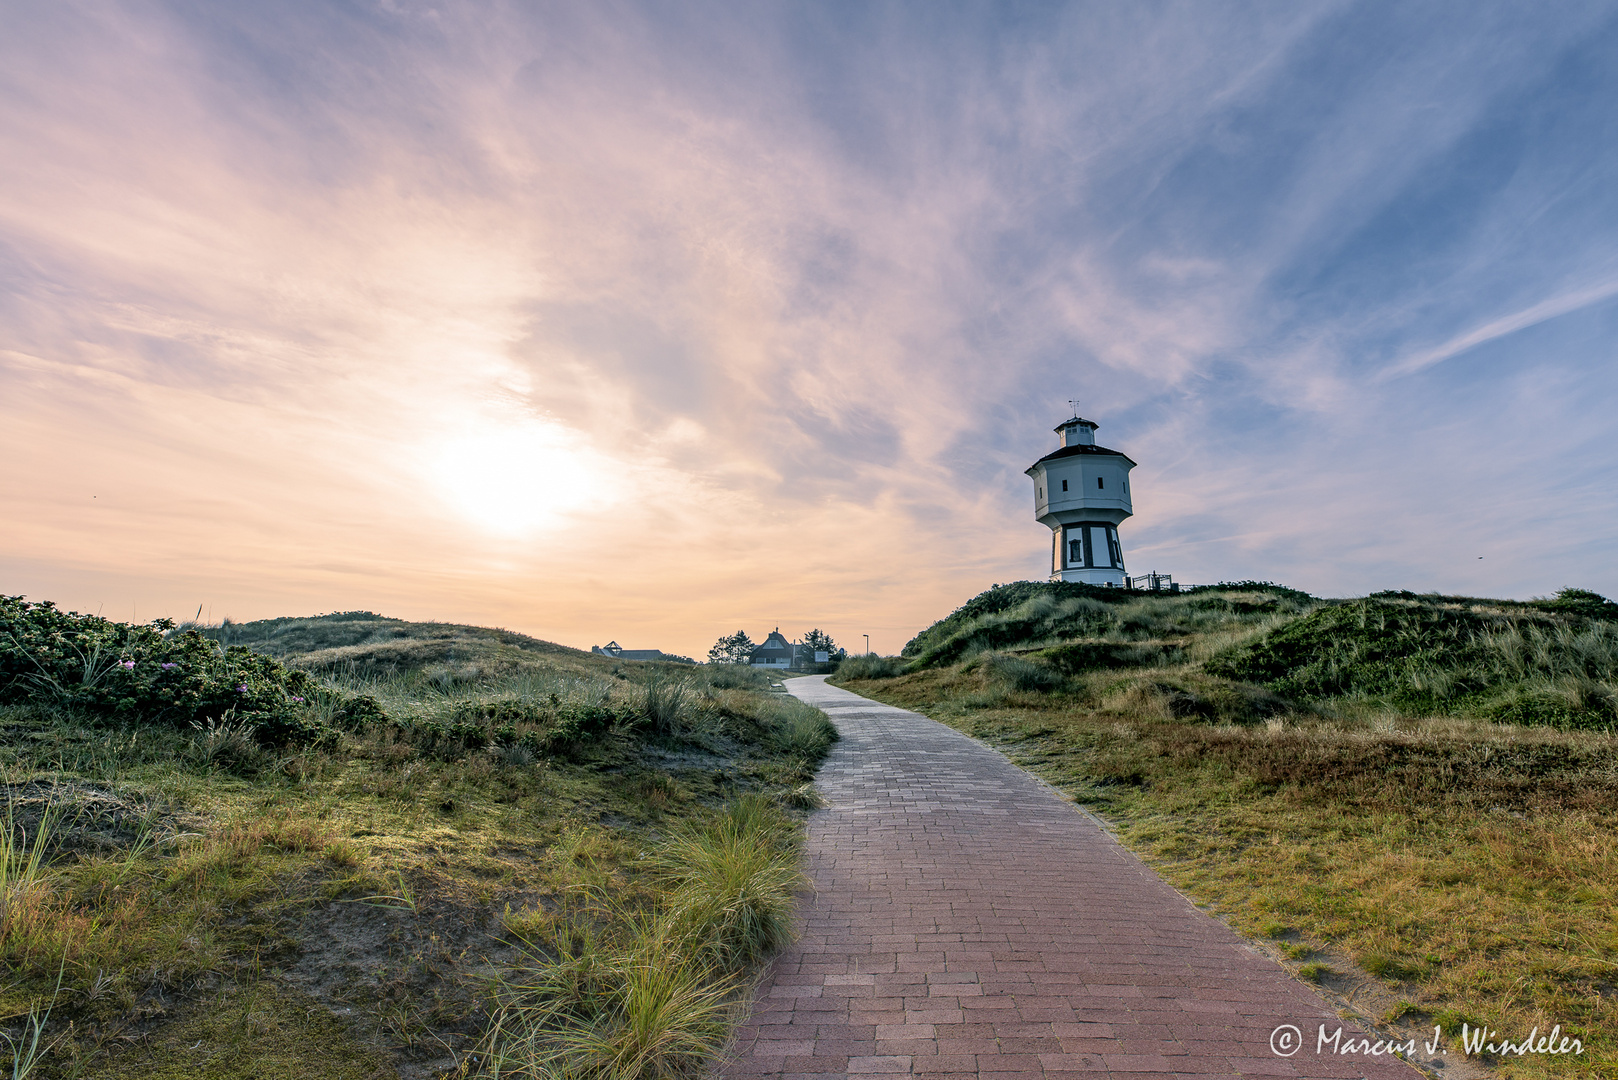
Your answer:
1056;416;1098;448
1025;412;1137;586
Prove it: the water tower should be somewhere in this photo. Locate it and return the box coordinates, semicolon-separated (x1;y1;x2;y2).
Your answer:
1026;413;1136;585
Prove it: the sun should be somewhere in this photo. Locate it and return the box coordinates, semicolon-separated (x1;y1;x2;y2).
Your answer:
429;421;603;537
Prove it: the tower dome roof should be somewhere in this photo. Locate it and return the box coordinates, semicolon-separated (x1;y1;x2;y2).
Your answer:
1029;443;1136;469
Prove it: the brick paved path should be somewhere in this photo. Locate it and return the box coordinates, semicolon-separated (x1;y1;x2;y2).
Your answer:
723;676;1422;1080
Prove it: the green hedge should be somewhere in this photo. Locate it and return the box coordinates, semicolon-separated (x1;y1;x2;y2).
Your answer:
0;596;342;746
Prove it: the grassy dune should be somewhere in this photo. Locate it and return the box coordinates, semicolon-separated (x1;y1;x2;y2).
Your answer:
0;603;834;1079
203;610;594;668
840;583;1617;1080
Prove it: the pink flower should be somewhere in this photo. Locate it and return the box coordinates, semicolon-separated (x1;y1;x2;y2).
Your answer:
120;660;136;669
161;662;177;670
292;696;304;703
237;684;249;693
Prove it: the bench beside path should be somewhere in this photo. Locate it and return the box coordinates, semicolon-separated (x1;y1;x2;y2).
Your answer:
722;676;1422;1080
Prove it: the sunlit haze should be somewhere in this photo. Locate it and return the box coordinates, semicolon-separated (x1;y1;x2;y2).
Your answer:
5;2;1618;658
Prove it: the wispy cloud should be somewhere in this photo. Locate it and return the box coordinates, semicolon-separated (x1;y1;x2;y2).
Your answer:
1378;277;1618;380
3;2;1618;654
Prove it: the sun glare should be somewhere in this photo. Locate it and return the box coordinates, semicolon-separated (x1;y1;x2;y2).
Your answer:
429;422;604;537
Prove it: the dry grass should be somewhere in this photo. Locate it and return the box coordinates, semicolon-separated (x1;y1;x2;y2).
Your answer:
844;658;1618;1080
0;616;834;1079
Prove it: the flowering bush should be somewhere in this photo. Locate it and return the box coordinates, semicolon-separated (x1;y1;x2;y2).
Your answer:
0;595;346;746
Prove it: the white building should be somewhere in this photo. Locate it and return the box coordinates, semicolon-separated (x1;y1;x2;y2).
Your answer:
1025;414;1136;586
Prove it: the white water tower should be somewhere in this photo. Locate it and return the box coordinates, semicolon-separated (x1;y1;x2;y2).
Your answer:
1025;413;1136;585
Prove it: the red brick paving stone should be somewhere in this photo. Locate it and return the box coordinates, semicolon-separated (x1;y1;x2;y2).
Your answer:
719;678;1424;1080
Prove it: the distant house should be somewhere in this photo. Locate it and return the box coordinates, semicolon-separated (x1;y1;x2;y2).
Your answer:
748;629;830;672
592;640;673;662
749;630;794;669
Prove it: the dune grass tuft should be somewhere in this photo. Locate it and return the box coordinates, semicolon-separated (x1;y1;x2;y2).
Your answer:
834;654;909;679
479;797;803;1078
654;796;803;970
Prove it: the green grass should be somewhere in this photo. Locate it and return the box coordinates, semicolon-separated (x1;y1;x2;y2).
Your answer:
198;610;588;665
0;608;836;1079
897;579;1314;666
840;581;1618;1080
890;581;1618;730
75;981;396;1079
1206;591;1618;726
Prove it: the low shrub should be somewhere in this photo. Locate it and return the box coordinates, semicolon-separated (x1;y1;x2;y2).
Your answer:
0;596;345;746
375;690;635;761
451;699;548;727
1038;640;1183;674
542;704;625;753
332;693;388;729
1535;587;1618;620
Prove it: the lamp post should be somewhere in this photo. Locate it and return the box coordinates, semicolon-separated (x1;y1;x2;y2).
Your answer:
864;634;870;656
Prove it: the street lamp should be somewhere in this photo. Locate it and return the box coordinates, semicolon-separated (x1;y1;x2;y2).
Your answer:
864;634;870;656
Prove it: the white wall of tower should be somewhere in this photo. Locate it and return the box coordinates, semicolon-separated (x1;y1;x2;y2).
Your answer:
1031;459;1133;521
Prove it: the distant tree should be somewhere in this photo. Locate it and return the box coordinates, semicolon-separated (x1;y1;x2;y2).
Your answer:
801;628;845;660
707;630;755;665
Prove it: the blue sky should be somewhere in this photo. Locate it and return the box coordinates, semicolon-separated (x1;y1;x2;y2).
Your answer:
3;1;1616;655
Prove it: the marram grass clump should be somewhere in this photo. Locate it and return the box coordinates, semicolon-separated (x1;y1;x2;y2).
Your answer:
478;797;804;1079
653;796;803;971
834;654;908;679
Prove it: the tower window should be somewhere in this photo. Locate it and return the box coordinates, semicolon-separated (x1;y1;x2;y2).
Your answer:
1098;477;1104;489
1061;479;1068;492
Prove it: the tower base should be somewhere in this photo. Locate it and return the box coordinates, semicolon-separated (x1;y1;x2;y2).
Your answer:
1051;567;1126;586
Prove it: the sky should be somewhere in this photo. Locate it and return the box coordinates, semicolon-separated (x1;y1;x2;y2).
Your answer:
4;1;1618;658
